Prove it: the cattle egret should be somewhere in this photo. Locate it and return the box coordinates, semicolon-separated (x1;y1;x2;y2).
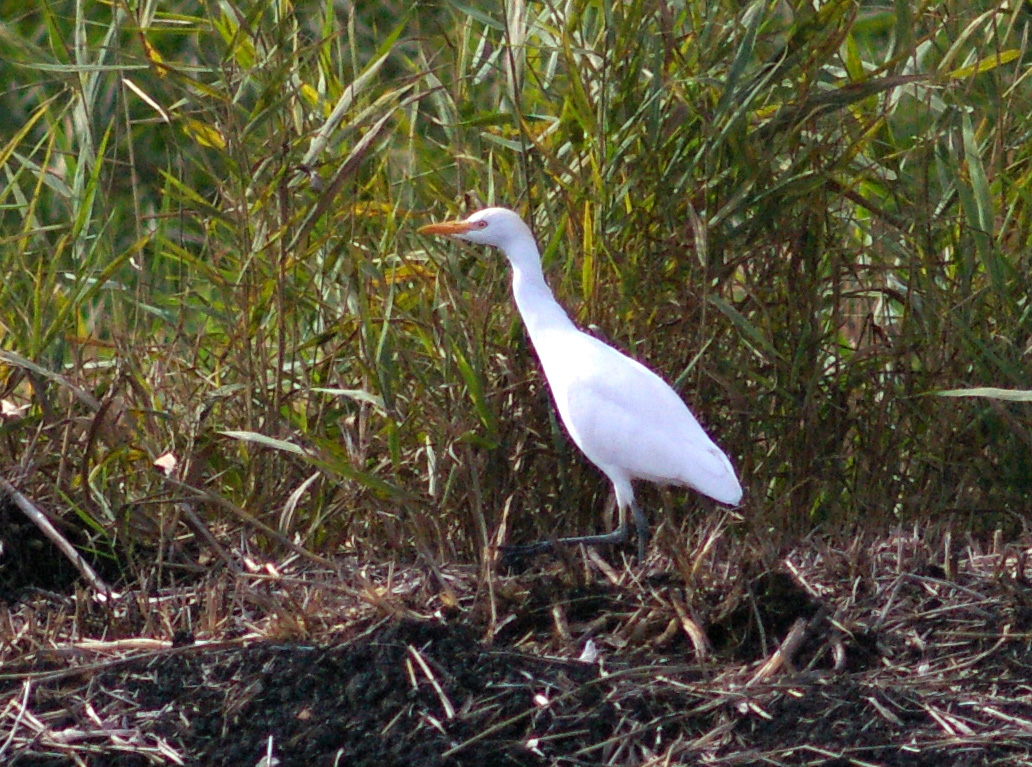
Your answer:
419;207;742;560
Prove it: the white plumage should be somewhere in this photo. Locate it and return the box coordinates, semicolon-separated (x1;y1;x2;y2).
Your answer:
420;207;742;559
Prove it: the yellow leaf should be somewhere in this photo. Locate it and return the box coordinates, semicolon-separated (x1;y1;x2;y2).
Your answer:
350;201;397;217
183;119;226;149
948;50;1020;79
300;82;320;108
383;262;436;286
141;34;169;78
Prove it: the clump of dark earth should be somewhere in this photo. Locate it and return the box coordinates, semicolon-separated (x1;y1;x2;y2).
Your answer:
114;619;610;767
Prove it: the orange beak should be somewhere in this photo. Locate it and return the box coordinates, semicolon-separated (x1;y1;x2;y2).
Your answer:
418;219;475;236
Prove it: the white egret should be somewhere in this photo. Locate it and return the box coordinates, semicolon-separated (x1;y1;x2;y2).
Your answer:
419;207;742;560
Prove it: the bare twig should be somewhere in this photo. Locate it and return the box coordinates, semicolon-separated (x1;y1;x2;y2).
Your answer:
0;477;113;597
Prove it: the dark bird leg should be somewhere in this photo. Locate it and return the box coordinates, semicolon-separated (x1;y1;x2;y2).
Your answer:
499;500;650;561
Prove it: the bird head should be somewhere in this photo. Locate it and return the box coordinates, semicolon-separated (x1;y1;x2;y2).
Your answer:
418;207;533;250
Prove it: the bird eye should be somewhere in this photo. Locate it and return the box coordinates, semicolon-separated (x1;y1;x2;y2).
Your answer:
474;220;488;229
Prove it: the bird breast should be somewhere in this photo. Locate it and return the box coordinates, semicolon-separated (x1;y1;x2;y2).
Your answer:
533;329;741;504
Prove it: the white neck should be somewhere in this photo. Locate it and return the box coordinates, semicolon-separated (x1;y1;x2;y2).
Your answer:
502;236;578;343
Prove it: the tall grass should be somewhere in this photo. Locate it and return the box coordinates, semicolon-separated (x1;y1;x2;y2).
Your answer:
0;0;1029;580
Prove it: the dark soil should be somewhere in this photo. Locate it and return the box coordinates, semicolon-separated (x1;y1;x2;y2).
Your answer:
4;522;1032;766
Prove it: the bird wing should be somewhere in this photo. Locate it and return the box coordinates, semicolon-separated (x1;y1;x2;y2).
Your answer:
534;329;741;505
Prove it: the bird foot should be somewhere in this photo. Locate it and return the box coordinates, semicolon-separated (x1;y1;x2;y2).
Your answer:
499;525;644;566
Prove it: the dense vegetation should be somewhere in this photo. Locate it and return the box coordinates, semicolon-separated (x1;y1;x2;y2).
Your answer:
1;0;1029;579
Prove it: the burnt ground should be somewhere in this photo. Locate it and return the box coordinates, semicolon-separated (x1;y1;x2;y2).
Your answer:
3;518;1032;765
